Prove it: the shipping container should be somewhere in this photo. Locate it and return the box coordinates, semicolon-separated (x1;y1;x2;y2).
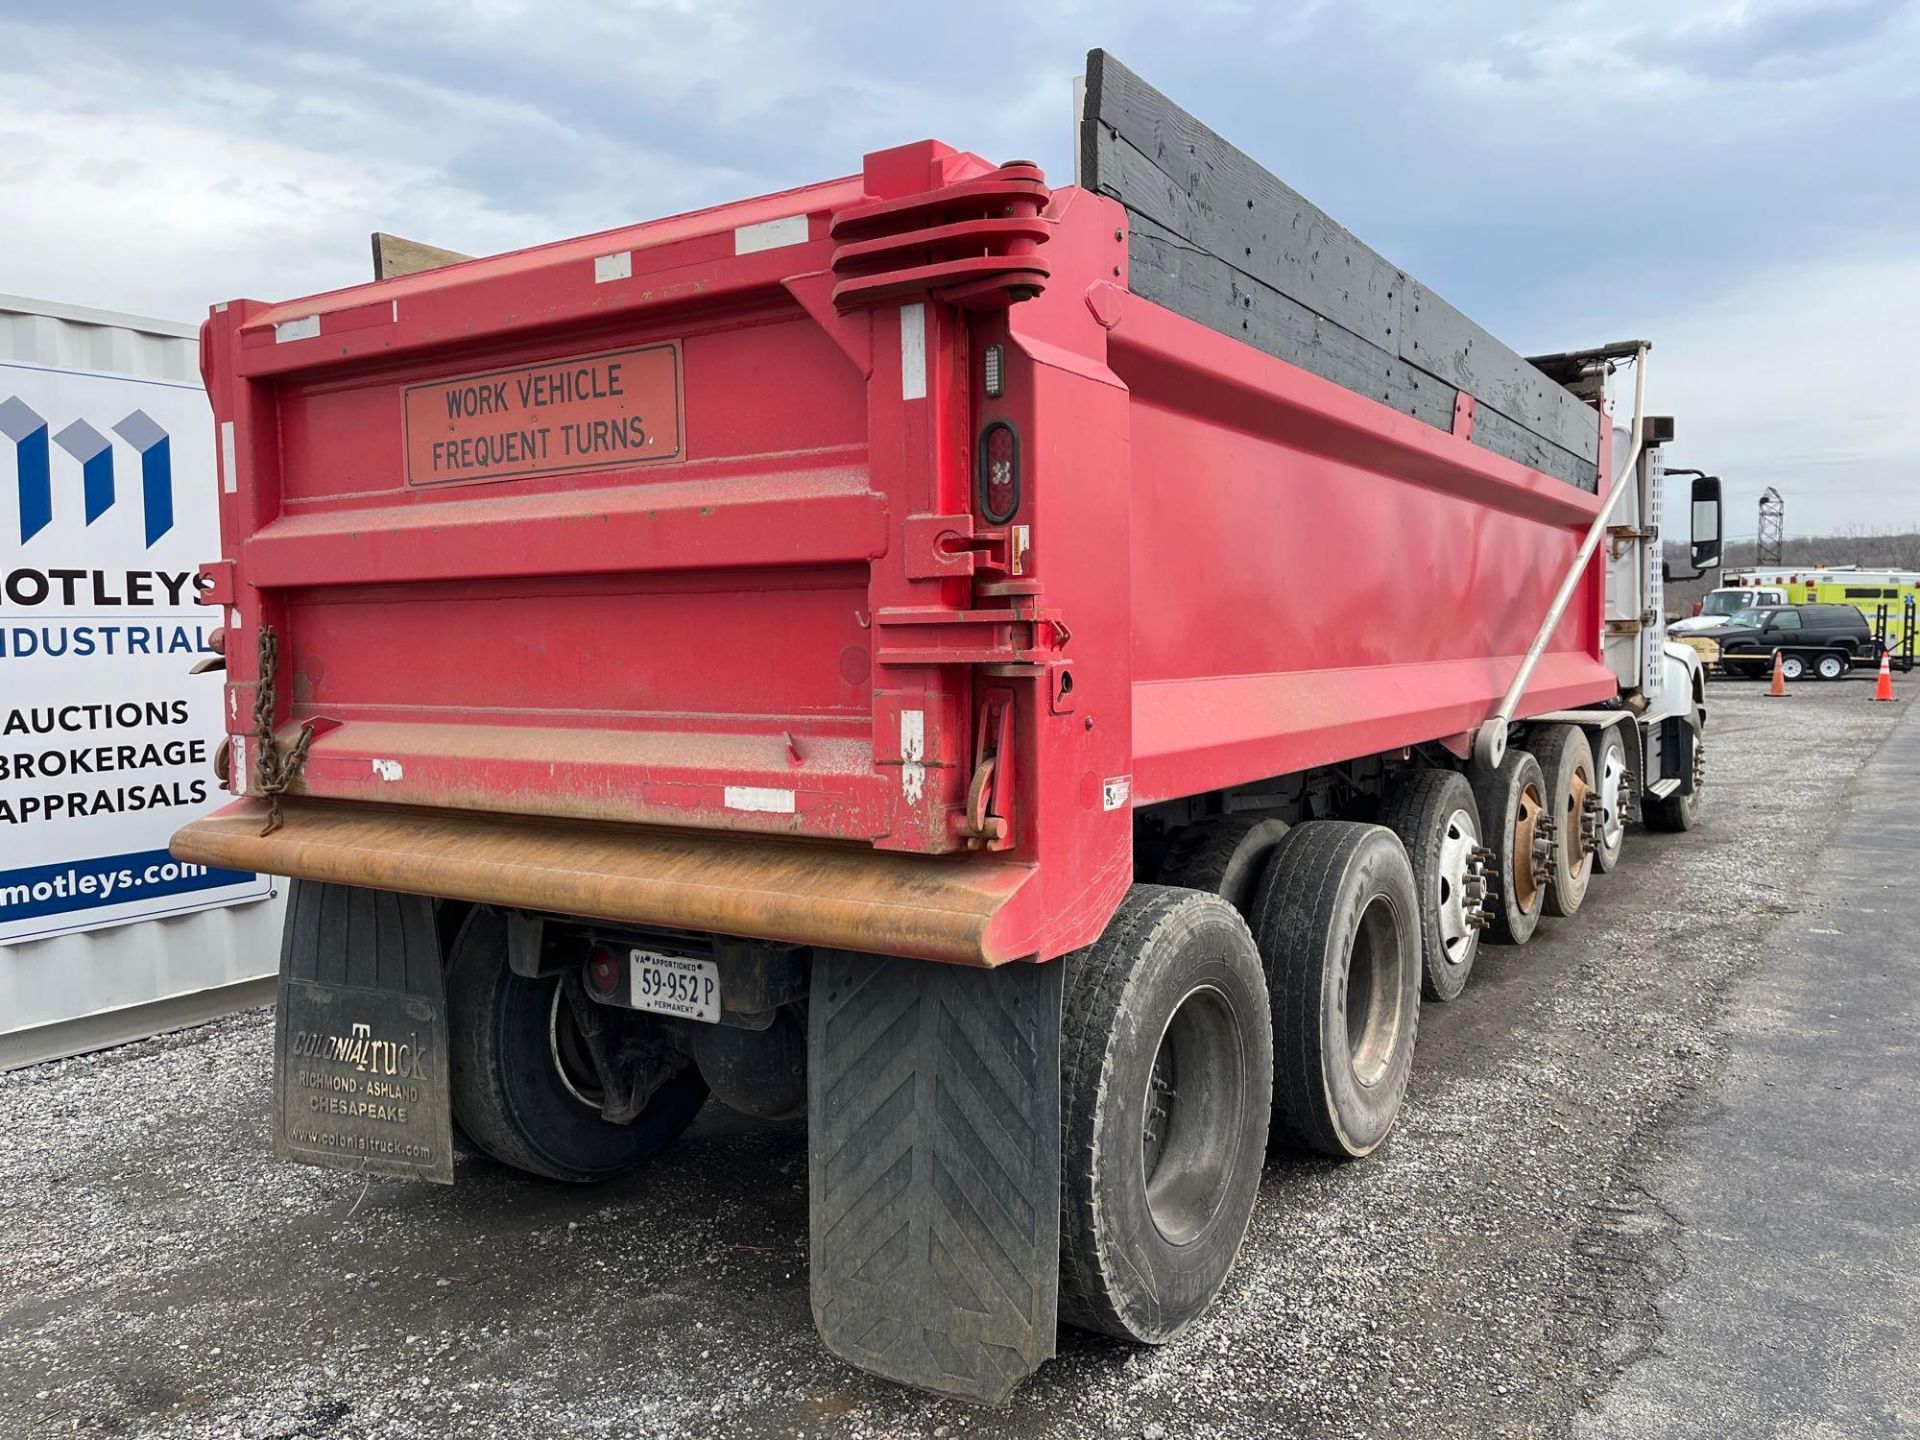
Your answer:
1;293;283;1070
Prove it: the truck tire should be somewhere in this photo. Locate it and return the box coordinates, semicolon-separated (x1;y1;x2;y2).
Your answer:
1779;652;1806;681
1470;749;1548;944
1591;726;1630;875
1156;814;1290;917
1528;725;1596;919
1249;823;1419;1159
446;909;708;1183
1816;652;1847;681
1059;886;1273;1344
1645;707;1707;833
1375;769;1484;1003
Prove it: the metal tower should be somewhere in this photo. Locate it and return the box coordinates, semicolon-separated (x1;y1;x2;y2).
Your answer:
1757;487;1785;565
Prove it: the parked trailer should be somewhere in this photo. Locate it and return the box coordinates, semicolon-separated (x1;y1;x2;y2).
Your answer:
171;52;1719;1404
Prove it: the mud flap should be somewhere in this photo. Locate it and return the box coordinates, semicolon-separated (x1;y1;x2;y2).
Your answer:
809;951;1064;1405
273;879;454;1185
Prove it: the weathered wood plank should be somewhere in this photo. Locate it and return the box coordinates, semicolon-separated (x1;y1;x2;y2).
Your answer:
1467;401;1596;490
1082;49;1599;486
1086;96;1405;354
371;232;472;281
1129;213;1456;433
1400;282;1598;462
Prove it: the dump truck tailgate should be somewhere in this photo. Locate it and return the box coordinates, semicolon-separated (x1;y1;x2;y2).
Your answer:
176;145;1139;967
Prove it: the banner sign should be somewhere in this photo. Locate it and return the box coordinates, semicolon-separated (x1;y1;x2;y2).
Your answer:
0;359;267;944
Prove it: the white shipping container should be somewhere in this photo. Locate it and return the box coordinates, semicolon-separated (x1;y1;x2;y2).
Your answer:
1;294;283;1069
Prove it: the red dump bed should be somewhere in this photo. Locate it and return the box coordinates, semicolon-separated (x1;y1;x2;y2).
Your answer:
176;140;1613;966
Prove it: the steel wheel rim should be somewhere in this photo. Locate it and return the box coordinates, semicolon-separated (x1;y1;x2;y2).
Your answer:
1141;983;1244;1246
1600;744;1628;852
1566;766;1592;869
1512;783;1545;912
1781;655;1804;680
1345;896;1405;1088
1818;654;1844;679
549;986;604;1109
1435;806;1480;968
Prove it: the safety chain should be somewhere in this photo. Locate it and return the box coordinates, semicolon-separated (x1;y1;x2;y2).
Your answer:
253;624;317;837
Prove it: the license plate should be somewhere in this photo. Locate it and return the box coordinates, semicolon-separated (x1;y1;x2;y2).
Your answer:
630;950;720;1024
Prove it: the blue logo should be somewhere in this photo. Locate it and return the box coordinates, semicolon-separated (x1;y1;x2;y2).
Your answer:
0;396;175;547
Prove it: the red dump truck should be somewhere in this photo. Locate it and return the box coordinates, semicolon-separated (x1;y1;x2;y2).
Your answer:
173;51;1721;1403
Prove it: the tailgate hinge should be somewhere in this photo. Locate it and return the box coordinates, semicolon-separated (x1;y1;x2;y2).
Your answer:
902;512;1030;580
957;687;1016;850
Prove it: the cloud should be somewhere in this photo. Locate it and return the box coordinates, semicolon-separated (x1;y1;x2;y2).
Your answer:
0;37;567;317
1650;248;1920;535
0;1;1913;533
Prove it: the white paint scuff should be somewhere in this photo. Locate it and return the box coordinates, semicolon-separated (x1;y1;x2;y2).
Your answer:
734;215;809;254
725;786;796;814
900;303;926;400
371;759;404;782
900;710;926;804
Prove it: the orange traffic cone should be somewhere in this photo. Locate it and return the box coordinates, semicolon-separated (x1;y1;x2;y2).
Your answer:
1766;650;1788;697
1870;650;1897;702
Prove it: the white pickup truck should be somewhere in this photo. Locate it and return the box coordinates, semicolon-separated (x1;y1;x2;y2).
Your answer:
1670;585;1788;636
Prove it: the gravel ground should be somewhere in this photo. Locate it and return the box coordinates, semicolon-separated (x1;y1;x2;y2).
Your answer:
0;679;1907;1439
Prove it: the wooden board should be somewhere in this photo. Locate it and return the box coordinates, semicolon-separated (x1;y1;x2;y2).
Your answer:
1081;50;1599;490
371;232;472;281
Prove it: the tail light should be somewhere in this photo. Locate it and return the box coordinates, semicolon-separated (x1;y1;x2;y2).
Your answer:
585;945;621;997
977;419;1020;524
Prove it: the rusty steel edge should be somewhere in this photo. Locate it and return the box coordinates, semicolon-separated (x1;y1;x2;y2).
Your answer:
171;798;1041;968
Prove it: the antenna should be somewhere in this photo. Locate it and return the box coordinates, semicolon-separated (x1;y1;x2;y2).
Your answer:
1757;487;1785;565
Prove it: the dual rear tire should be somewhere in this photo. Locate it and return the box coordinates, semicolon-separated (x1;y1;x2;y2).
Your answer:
1058;887;1273;1342
1064;824;1423;1342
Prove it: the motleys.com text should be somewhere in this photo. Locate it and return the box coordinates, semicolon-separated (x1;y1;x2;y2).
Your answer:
2;857;209;910
0;847;255;924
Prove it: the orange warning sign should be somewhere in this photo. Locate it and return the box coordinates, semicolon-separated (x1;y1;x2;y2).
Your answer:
403;343;682;486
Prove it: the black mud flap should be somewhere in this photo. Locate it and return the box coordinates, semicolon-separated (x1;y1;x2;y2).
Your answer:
809;952;1064;1405
273;879;454;1185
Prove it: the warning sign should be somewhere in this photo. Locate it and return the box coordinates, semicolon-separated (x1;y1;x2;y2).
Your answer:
403;343;682;487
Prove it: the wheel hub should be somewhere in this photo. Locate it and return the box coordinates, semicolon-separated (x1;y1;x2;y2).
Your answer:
1435;808;1487;956
1513;782;1550;912
1467;844;1495;929
1567;770;1593;864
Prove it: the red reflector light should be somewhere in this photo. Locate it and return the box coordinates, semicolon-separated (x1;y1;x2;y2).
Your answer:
977;420;1021;525
586;946;621;996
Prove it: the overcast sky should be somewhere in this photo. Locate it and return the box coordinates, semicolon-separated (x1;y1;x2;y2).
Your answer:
3;0;1913;535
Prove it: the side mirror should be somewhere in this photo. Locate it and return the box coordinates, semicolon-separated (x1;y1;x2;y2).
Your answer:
1690;475;1723;572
